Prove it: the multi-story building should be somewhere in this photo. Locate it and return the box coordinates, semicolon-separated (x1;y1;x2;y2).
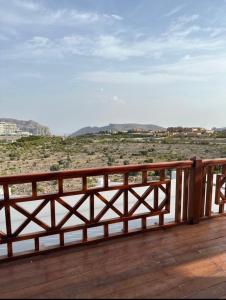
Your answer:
0;122;17;135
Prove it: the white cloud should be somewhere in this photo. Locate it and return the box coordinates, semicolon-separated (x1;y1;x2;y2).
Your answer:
166;14;200;37
91;35;143;60
14;0;42;11
112;95;126;104
78;54;226;84
210;27;226;37
3;30;226;62
164;5;185;17
111;14;123;21
0;2;123;27
16;71;44;79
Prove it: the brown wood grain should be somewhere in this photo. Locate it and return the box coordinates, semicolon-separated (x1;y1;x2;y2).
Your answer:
1;158;226;262
1;217;226;299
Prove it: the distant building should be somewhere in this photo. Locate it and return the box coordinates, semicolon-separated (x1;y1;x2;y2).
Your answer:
166;127;207;137
0;122;17;135
0;122;33;137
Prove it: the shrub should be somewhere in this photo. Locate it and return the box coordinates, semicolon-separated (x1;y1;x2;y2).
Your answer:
50;164;60;172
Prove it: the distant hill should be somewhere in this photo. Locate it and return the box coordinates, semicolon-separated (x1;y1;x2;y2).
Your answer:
71;123;165;136
212;127;226;132
0;118;51;136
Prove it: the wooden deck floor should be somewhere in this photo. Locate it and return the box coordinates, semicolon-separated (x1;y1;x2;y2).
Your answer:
2;217;226;299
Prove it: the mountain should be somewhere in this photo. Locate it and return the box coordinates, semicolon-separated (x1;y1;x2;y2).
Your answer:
70;123;165;136
0;118;51;136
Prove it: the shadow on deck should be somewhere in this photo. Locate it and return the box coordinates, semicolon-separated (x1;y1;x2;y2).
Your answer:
1;217;226;299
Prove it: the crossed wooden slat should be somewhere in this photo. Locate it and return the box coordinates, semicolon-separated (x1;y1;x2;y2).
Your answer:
157;197;168;211
95;190;124;222
11;200;50;237
128;186;154;216
0;203;6;238
56;194;89;229
156;183;170;211
216;175;226;204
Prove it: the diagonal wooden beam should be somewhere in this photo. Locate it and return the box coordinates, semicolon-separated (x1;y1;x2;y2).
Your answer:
159;184;167;194
56;197;89;224
220;190;226;200
95;190;123;222
128;187;154;216
56;195;89;229
95;192;123;222
157;197;167;211
11;200;50;237
0;231;5;237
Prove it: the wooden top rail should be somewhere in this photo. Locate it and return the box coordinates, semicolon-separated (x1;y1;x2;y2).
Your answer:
202;158;226;167
0;160;193;185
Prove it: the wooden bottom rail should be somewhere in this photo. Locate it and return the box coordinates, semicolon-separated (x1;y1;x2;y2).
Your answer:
0;221;186;263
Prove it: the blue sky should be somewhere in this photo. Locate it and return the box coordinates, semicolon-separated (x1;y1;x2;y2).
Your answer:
0;0;226;134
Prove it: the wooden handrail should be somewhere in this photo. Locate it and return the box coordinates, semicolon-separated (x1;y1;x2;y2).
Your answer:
0;160;192;184
203;158;226;167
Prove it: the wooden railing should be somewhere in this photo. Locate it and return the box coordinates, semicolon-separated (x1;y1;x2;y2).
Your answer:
0;157;226;261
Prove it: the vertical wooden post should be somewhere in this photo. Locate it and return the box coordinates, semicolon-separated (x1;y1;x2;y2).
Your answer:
188;157;203;224
123;173;129;233
90;194;95;223
3;184;13;257
175;169;183;223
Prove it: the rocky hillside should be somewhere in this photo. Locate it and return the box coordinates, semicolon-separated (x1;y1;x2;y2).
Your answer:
0;118;51;136
71;123;165;136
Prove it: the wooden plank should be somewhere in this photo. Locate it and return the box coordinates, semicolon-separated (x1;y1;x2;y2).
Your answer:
90;194;95;223
60;233;64;247
142;217;147;230
3;184;12;257
1;217;226;298
35;237;39;251
32;181;37;198
142;171;147;184
175;169;183;223
154;186;159;211
83;228;87;242
200;167;207;218
124;174;129;234
58;179;63;195
205;166;214;217
104;224;109;238
159;214;164;226
82;177;87;191
182;169;189;221
188;158;203;224
104;174;108;189
50;200;56;228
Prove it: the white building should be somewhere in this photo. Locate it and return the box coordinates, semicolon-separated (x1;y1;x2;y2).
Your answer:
0;122;17;135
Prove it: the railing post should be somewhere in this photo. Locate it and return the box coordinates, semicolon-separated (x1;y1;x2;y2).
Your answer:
188;157;203;224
